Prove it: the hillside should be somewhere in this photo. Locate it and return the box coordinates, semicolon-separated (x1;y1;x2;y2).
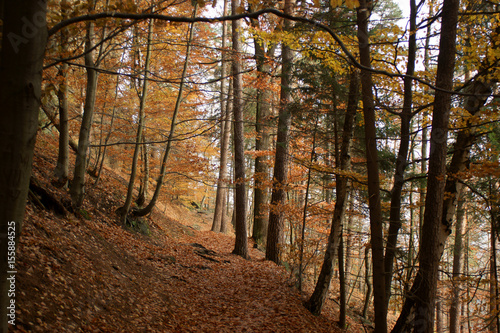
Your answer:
10;134;365;332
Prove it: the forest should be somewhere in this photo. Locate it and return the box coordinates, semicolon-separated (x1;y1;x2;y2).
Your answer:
1;0;499;332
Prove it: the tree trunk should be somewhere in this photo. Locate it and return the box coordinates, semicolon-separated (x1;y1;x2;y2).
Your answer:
231;0;249;259
436;296;442;333
221;85;234;235
133;7;196;217
345;195;354;291
305;68;359;315
363;245;372;319
94;72;120;187
384;0;416;309
54;61;70;187
212;0;230;233
298;117;319;292
391;0;460;331
266;0;294;265
54;1;70;187
119;17;153;224
0;1;47;332
251;15;275;247
450;189;465;333
356;2;387;331
490;210;499;333
70;16;99;208
339;231;347;329
135;135;149;207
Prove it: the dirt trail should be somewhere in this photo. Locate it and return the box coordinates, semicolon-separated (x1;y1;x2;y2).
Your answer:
10;137;361;332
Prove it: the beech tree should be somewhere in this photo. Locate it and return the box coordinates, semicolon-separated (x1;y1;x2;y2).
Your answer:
212;0;231;233
383;0;417;311
249;8;276;247
0;1;48;332
133;6;198;218
119;16;154;224
70;0;99;208
53;0;71;188
356;1;387;331
266;0;294;264
231;0;249;259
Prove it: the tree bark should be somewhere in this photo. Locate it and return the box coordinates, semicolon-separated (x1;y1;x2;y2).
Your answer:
0;1;47;332
119;17;153;224
490;200;499;333
133;7;196;217
212;0;230;233
356;1;387;331
298;117;319;292
363;245;372;319
231;0;249;259
305;68;359;315
93;71;120;187
266;0;294;265
384;0;416;309
449;189;465;333
135;135;149;207
70;15;99;208
338;231;347;329
392;0;460;331
54;0;70;187
250;15;275;247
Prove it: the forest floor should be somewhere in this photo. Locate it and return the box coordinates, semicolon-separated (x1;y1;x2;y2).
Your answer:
10;134;370;332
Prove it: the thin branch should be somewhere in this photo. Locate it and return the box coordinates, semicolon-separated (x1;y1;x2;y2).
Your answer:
48;8;500;98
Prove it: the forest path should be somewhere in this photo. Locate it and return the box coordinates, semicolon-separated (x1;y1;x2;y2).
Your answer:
11;136;354;332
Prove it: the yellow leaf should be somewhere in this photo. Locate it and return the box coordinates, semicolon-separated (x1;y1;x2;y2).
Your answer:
346;0;360;9
236;4;245;14
330;0;341;7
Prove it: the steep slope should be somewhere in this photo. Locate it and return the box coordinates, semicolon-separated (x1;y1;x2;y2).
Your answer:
10;134;362;332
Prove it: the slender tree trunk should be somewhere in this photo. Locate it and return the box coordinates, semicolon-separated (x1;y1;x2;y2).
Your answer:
363;245;372;319
356;2;387;331
136;135;149;207
221;84;234;235
490;206;499;333
133;7;196;217
54;2;70;187
231;0;249;259
0;2;47;332
94;71;121;187
119;17;153;224
384;0;416;309
436;296;442;332
305;68;359;315
41;105;78;152
298;117;319;292
266;0;294;264
70;16;99;208
450;189;465;333
54;61;70;187
392;0;460;331
212;0;230;232
345;195;354;291
250;15;275;247
339;231;347;329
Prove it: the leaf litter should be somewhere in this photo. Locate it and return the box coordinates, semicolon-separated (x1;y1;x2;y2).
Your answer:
10;135;365;332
